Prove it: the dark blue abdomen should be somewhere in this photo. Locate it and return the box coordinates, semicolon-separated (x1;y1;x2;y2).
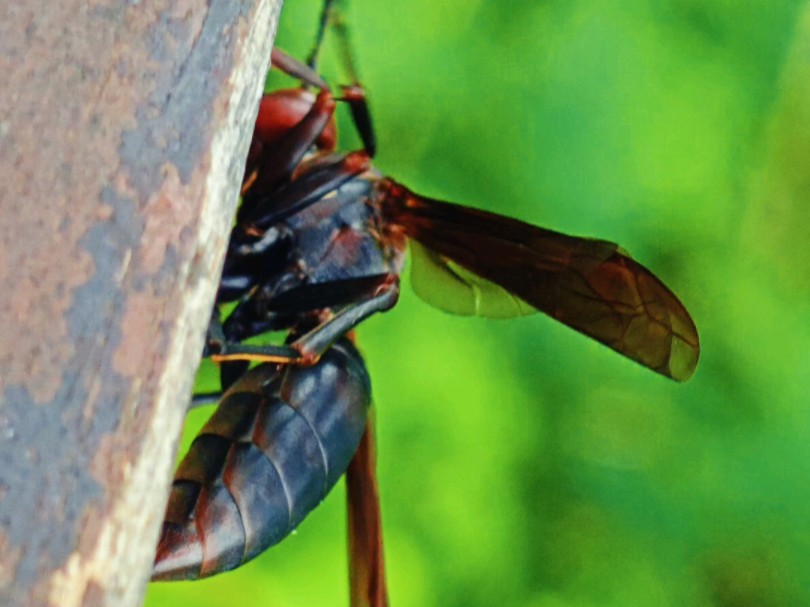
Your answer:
153;339;371;580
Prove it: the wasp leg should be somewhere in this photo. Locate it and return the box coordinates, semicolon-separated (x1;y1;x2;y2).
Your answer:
339;84;375;159
211;274;399;366
206;310;296;367
204;308;228;356
209;343;302;365
288;276;398;364
265;275;392;314
189;392;222;410
271;48;331;91
347;416;389;607
239;150;372;229
221;275;391;346
247;89;340;198
205;309;288;388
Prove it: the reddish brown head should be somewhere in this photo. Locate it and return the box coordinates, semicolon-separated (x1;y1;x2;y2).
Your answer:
254;89;337;151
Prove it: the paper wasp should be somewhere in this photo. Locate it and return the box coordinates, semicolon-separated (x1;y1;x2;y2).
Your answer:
152;3;699;606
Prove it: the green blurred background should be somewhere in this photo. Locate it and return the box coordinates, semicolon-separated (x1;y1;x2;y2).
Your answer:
146;0;810;605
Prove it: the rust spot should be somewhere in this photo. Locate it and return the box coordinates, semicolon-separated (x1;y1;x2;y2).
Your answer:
0;530;23;592
113;291;174;378
139;163;203;275
2;244;95;404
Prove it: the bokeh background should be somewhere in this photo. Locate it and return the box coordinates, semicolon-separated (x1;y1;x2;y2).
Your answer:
146;0;810;605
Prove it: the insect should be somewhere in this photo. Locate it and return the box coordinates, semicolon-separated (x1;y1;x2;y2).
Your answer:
152;2;699;605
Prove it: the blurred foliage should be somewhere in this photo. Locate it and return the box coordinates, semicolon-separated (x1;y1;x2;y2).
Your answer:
145;0;810;605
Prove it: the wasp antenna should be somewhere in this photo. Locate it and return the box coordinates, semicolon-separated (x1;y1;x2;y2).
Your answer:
307;0;340;72
332;14;362;86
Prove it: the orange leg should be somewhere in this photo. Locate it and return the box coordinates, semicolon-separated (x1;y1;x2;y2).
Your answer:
346;415;388;607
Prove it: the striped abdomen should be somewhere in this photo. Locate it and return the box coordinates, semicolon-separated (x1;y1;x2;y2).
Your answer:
153;340;371;580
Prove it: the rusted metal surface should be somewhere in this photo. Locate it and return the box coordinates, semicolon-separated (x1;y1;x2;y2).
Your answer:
0;0;282;605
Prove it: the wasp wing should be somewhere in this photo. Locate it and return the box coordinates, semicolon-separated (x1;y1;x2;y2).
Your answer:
383;182;700;381
410;240;535;318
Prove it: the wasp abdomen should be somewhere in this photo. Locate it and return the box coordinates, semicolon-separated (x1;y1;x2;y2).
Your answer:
153;340;371;581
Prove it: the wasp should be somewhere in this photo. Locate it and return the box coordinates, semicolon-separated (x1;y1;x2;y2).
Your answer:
152;3;699;605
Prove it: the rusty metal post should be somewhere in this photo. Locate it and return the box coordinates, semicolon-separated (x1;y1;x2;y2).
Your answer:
0;1;283;605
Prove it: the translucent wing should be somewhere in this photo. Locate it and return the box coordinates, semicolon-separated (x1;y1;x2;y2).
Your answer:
410;241;535;318
382;181;700;381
